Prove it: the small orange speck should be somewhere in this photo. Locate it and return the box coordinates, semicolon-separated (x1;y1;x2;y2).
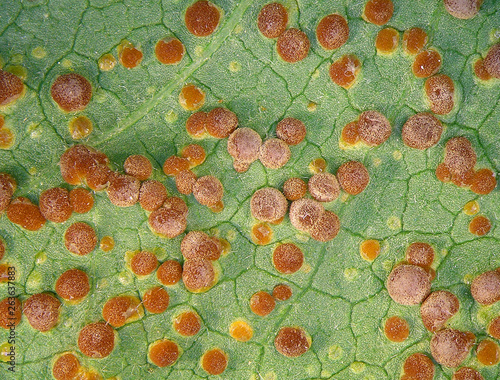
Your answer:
329;55;361;88
251;223;273;245
69;116;93;140
219;238;231;256
360;239;380;261
119;42;143;69
476;339;500;366
179;84;205;111
341;121;360;145
100;236;115;252
209;200;224;213
384;316;409;342
375;28;399;54
469;215;491;236
474;58;492;81
0;128;14;149
463;200;479;216
229;320;253;342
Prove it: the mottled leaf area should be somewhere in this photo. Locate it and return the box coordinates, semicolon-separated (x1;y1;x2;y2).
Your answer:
0;0;500;379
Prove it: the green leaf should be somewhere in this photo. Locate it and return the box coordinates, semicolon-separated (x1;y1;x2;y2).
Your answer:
1;0;500;379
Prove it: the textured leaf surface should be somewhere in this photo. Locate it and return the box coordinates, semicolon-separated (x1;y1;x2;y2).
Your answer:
0;0;500;379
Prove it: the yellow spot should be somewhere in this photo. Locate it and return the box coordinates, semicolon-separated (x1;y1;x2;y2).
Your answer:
61;58;72;68
382;260;393;272
226;230;237;241
264;372;276;380
307;101;317;112
463;274;474;284
393;150;402;160
11;54;23;64
463;200;479;215
340;193;349;202
31;47;47;59
28;167;37;175
387;216;401;230
229;61;241;72
30;126;42;139
296;233;309;242
363;375;376;380
305;365;316;375
301;263;312;273
99;53;117;71
321;370;332;378
234;24;243;34
97;278;108;289
344;268;359;281
69;116;93;140
93;90;107;103
165;110;178;123
491;29;500;43
194;46;204;56
118;270;133;285
259;105;267;112
26;271;42;289
311;69;320;80
153;247;167;261
35;251;47;265
328;345;343;360
350;361;366;374
146;87;155;95
210;228;220;237
373;157;382;167
0;342;13;363
220;239;231;256
8;65;27;80
63;318;73;328
441;248;448;256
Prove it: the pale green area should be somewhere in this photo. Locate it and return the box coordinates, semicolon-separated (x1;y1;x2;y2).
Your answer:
0;0;500;379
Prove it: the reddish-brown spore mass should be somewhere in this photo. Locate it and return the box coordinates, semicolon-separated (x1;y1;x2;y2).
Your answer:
250;291;276;316
257;3;288;39
452;367;484;380
130;251;158;276
444;0;483;20
175;170;197;195
7;197;46;231
186;111;207;138
143;286;170;314
139;180;168;212
201;348;228;375
157;260;182;286
275;326;310;357
276;28;310;63
471;169;496;195
149;340;180;367
316;14;349;50
251;223;273;245
402;353;435;380
123;154;152;181
259;138;291;169
436;163;452;183
0;297;21;329
185;0;220;37
163;196;189;217
403;27;428;55
193;175;224;207
444;137;476;175
250;187;288;222
179;84;205;111
420;290;459;332
206;107;238;139
283;177;307;201
329;55;361;89
78;322;115;359
402;113;443;149
358;110;391;146
471;270;500;305
337;161;370;195
488;316;500;339
289;198;324;232
55;268;90;302
102;295;142;328
149;207;187;238
413;49;442;78
273;243;304;274
155;38;185;64
384;316;409;342
52;352;81;380
39;187;72;223
69;188;94;214
308;173;340;202
425;74;455;115
174;310;201;336
64;222;97;255
181;231;221;261
310;210;340;242
476;339;500;366
469;215;491;236
23;293;61;332
406;242;434;268
51;73;92;112
387;264;431;305
273;284;292;301
0;173;16;212
276;117;306;146
182;258;216;292
430;329;475;368
107;174;141;207
474;58;492;81
0;70;24;106
181;144;206;167
363;0;394;25
341;121;360;145
375;28;399;54
119;45;143;69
